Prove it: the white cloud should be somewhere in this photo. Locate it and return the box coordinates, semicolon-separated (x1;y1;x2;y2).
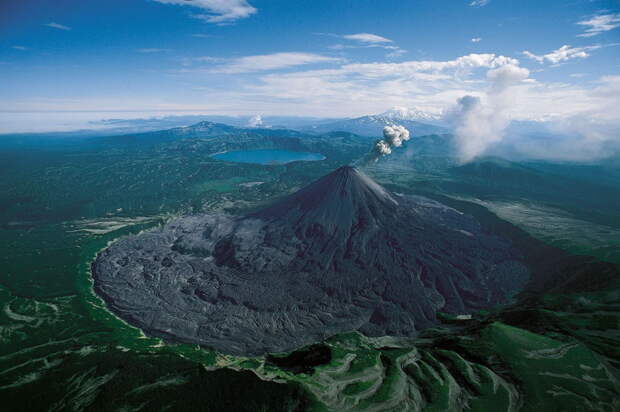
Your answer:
471;37;482;43
227;53;521;119
44;22;71;31
522;45;598;64
340;53;519;77
208;52;341;74
502;76;620;161
336;33;405;58
11;45;29;51
577;13;620;37
469;0;490;7
48;52;603;129
486;63;530;89
343;33;392;44
522;52;544;64
5;50;618;158
450;64;530;162
385;47;407;58
223;51;616;133
247;114;263;127
152;0;256;23
136;48;170;53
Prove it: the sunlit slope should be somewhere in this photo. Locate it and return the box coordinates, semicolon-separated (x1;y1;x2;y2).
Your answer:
242;288;620;411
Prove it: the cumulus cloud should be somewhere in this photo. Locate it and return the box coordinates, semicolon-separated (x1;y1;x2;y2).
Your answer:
523;45;599;64
450;64;530;162
487;64;530;90
45;22;71;31
342;53;519;79
208;52;341;74
471;37;482;43
234;53;522;118
577;13;620;37
161;50;617;129
153;0;256;23
341;53;518;77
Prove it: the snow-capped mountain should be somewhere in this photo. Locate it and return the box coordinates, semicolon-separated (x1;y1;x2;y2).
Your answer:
380;106;443;123
301;108;448;138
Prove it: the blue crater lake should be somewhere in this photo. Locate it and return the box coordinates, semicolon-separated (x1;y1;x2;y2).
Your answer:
212;149;326;165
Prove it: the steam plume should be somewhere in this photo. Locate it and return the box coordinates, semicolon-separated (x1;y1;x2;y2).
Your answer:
248;114;263;127
451;64;529;162
360;124;411;164
353;125;410;166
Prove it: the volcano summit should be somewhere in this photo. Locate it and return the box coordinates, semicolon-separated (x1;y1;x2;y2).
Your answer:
93;167;529;355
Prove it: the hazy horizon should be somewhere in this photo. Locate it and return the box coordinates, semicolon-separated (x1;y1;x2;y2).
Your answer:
3;0;619;162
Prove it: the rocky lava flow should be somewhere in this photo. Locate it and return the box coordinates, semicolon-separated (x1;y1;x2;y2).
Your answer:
92;167;529;355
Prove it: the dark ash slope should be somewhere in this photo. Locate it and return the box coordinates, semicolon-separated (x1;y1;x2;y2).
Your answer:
93;167;529;355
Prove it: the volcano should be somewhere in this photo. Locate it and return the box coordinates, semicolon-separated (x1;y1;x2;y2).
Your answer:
93;166;529;355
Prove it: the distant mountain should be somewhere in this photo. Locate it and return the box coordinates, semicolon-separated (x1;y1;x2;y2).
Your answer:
381;106;443;123
301;108;448;137
91;114;335;133
99;120;310;145
94;120;373;163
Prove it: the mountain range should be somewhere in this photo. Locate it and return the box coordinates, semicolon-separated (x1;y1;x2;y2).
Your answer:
300;108;448;137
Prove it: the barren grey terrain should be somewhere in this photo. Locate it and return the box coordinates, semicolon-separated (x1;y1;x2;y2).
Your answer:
93;167;530;355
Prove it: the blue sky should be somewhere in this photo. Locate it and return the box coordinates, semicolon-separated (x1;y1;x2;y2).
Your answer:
0;0;619;132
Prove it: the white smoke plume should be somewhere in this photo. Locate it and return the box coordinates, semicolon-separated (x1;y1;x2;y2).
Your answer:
247;114;263;127
366;124;411;162
375;140;392;155
451;64;530;162
383;124;410;147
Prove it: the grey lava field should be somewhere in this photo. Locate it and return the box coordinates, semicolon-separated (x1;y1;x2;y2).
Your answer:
93;166;529;355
